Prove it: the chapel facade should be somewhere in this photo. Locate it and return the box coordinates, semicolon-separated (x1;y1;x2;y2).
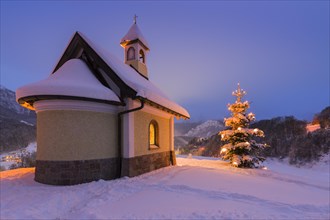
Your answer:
16;19;189;185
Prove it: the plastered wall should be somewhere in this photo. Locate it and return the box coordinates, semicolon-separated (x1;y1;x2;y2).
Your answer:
37;110;118;161
126;60;148;78
133;111;171;157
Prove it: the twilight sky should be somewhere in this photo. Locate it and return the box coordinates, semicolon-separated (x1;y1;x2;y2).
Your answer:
1;1;329;121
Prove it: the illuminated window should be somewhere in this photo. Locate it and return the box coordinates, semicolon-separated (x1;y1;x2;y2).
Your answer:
139;49;145;63
127;47;135;60
149;120;159;148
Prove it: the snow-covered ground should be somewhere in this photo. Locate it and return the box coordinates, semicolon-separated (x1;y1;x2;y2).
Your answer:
1;156;329;219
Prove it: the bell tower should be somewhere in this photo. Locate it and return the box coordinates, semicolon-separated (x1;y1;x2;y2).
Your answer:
120;15;150;79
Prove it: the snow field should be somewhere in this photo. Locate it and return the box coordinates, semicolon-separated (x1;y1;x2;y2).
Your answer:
1;156;329;219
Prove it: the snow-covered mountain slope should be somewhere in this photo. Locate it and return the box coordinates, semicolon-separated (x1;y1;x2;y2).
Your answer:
174;121;201;136
0;85;33;116
185;120;224;138
0;85;36;153
1;156;328;219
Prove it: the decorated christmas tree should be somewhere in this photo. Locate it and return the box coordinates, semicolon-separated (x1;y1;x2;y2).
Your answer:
219;83;268;168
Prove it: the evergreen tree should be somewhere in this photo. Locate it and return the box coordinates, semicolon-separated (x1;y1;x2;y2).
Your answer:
219;84;269;168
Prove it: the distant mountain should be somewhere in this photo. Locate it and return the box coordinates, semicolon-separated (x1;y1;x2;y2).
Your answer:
174;120;224;149
174;121;201;136
184;120;224;138
0;85;32;115
0;85;36;153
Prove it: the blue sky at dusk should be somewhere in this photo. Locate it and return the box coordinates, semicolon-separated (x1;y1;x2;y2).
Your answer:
1;1;329;121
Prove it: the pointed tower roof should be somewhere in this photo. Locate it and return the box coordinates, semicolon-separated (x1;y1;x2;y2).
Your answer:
120;19;150;50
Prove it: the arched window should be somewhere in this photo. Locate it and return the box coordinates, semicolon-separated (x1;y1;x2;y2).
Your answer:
127;47;135;61
149;120;159;148
139;49;145;63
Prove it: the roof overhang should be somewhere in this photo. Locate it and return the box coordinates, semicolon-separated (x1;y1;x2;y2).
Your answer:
138;97;189;120
120;39;150;51
18;95;123;111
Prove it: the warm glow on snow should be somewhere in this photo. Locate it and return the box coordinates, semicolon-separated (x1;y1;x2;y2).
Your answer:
0;168;35;180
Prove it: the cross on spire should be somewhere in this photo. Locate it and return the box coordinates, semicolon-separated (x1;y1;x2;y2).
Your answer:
133;14;138;24
232;83;247;102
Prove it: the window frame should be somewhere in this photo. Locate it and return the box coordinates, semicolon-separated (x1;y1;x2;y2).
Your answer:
139;49;145;63
127;47;135;61
149;120;159;149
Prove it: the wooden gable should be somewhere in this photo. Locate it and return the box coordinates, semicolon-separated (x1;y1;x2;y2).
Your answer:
54;32;136;102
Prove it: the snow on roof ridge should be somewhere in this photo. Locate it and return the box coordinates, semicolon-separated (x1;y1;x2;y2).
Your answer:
51;32;77;74
120;23;150;49
79;32;189;118
16;59;120;103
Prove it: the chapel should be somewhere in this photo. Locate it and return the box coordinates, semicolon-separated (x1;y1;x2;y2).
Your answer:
16;18;189;185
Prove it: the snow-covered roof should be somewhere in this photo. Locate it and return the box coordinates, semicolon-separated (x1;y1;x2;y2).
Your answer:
79;32;190;119
16;59;120;105
120;23;150;50
17;31;189;118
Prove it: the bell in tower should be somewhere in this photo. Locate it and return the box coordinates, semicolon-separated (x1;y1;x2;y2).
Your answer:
120;15;150;79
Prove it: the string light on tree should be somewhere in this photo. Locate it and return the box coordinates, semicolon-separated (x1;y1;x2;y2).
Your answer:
219;83;269;168
220;148;227;153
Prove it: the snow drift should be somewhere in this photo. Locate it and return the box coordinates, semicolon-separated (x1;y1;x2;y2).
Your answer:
1;156;329;219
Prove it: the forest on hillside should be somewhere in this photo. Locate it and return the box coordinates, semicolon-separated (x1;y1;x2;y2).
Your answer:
179;107;330;165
